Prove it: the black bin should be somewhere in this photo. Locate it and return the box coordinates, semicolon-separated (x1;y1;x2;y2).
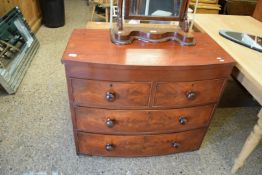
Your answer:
40;0;65;28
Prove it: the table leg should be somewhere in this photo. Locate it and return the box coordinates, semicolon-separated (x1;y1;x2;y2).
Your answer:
231;108;262;173
91;4;96;21
105;7;109;22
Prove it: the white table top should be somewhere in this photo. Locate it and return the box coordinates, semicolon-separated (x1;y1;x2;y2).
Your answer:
194;14;262;104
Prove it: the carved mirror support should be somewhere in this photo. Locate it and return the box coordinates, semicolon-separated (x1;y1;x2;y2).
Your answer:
111;0;195;45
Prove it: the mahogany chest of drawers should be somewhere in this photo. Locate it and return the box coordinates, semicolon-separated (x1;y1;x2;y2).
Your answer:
62;29;235;157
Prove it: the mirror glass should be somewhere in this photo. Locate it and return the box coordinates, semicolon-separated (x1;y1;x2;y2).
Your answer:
128;0;182;17
219;30;262;53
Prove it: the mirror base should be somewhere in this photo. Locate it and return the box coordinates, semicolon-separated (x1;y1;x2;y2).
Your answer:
110;28;195;46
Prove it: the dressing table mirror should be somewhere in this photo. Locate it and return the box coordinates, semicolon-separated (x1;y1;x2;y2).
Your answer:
110;0;195;45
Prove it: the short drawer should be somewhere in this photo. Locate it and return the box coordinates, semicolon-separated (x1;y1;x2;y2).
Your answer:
71;79;151;108
75;105;214;134
153;79;225;107
77;128;206;157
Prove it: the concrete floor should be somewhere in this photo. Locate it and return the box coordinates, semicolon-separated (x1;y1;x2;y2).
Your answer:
0;0;261;175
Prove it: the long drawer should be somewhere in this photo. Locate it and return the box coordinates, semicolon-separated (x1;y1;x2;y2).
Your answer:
77;128;206;157
71;79;151;108
75;105;214;134
153;79;225;107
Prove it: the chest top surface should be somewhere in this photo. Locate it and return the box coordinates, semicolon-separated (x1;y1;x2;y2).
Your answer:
62;29;235;68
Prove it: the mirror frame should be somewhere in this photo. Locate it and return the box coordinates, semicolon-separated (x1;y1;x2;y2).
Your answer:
123;0;189;21
112;0;195;45
0;7;39;94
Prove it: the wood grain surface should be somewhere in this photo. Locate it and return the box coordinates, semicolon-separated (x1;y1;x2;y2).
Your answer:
62;29;235;67
253;0;262;22
62;29;235;157
65;63;234;82
153;79;225;108
75;105;214;134
77;128;206;157
71;79;151;108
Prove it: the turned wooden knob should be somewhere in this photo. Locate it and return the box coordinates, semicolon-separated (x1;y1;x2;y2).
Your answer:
171;142;180;148
179;116;187;125
105;119;115;128
105;144;114;151
186;91;196;100
105;91;116;102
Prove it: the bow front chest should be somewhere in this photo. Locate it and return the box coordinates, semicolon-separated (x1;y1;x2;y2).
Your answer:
62;29;235;157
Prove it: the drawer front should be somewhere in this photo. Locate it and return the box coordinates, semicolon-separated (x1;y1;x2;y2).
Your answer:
77;128;206;157
65;63;234;82
71;79;151;108
153;79;225;107
75;105;214;134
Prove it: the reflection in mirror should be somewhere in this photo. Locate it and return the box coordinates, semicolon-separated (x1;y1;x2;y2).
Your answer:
219;30;262;53
129;0;182;17
0;18;32;68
